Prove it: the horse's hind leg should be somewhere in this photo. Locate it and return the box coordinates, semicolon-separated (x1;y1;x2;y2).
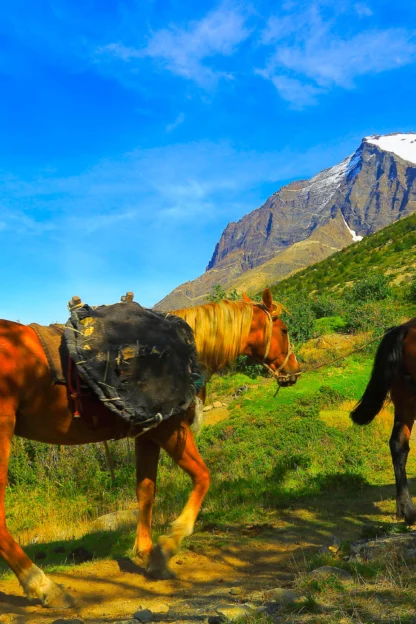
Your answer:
0;404;71;607
147;418;210;579
133;437;160;563
389;388;416;524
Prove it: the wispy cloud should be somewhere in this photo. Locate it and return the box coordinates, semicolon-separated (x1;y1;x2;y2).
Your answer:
354;3;374;17
97;4;250;87
166;112;185;132
0;138;358;236
259;3;416;108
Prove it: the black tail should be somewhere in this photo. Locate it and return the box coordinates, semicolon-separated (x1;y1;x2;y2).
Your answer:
351;323;409;425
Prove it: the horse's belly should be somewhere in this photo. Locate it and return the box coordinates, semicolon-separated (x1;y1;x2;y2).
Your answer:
15;384;129;445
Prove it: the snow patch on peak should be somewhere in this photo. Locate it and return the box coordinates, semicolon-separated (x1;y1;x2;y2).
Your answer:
366;133;416;165
341;214;363;242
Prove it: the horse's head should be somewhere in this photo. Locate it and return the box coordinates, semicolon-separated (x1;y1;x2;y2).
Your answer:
243;288;301;387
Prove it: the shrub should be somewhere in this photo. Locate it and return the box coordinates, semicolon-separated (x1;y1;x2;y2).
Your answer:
345;273;392;303
206;285;240;302
281;295;316;344
408;275;416;302
344;300;402;335
310;295;341;318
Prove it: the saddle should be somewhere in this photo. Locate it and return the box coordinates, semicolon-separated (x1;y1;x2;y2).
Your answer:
31;294;201;428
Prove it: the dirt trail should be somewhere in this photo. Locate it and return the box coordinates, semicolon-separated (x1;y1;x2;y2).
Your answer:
0;487;399;624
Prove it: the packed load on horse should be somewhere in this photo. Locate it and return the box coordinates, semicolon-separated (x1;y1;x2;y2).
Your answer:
64;294;202;429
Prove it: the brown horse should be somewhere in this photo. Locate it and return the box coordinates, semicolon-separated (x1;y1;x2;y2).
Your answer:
351;317;416;524
0;288;300;606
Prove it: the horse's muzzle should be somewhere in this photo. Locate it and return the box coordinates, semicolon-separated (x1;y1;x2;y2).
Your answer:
277;373;301;387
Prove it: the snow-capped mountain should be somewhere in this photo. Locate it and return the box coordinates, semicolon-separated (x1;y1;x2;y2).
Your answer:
156;133;416;310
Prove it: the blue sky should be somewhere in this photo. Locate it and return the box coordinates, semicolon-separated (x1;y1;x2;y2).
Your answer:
1;0;416;323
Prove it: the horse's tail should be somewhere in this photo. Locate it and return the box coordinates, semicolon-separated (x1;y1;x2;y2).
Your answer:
351;324;408;426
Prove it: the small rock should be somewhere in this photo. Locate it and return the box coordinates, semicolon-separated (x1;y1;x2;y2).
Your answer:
91;509;138;532
233;385;249;397
213;401;223;409
133;609;153;622
216;605;253;620
203;405;213;412
229;587;242;596
176;559;184;565
309;566;353;583
263;588;297;604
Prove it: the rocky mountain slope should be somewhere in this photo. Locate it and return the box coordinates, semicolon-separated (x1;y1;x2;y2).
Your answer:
155;133;416;311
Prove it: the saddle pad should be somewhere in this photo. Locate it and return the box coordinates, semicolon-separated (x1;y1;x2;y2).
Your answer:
64;301;199;426
29;323;67;384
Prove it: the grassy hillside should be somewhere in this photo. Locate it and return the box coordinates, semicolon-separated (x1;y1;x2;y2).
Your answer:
271;212;416;300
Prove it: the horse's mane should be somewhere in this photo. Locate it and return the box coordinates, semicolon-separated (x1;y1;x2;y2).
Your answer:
172;300;254;373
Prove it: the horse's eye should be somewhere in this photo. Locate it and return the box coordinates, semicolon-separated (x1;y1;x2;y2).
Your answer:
282;328;288;335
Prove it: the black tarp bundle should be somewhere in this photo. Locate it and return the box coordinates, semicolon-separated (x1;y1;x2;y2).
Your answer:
64;301;200;426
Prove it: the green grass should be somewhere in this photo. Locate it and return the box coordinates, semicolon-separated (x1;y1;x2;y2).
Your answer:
270;212;416;300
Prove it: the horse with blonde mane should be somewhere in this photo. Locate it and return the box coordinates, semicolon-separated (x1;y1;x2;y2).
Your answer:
0;288;300;606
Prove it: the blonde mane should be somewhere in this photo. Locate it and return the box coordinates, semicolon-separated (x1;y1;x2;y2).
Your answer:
172;300;255;374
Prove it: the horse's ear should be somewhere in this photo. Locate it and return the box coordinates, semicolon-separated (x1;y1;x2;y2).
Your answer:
262;288;273;311
242;293;252;303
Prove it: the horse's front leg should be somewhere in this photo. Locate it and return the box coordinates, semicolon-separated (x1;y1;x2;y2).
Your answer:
0;403;71;607
133;437;160;564
147;418;210;579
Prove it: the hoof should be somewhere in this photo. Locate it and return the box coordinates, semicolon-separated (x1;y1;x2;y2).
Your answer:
146;544;176;580
23;566;74;609
133;549;151;568
28;580;74;609
44;585;75;609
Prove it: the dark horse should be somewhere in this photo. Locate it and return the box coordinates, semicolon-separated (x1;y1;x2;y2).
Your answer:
351;317;416;524
0;288;300;606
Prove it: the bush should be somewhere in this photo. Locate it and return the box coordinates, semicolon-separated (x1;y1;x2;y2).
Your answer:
281;295;316;344
408;275;416;302
344;300;402;335
311;295;340;318
232;355;266;379
206;285;240;302
345;274;392;303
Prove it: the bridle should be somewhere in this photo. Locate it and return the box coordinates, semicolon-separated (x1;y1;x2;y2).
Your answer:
254;305;301;384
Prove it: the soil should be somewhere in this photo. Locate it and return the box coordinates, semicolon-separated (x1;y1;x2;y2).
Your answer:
0;485;401;624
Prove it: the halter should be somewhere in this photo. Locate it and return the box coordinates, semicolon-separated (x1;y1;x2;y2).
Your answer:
254;304;301;383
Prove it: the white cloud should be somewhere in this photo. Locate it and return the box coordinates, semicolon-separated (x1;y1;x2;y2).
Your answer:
354;3;374;17
96;5;250;87
166;112;185;132
259;3;416;107
257;72;324;109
